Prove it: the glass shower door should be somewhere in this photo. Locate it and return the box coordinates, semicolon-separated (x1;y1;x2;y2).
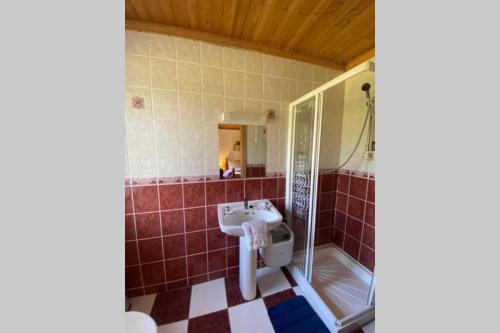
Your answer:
288;96;320;278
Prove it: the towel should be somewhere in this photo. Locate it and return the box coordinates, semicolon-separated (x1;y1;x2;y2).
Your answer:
242;220;268;250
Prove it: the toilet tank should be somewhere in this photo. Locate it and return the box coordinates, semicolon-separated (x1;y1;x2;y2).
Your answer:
259;223;294;268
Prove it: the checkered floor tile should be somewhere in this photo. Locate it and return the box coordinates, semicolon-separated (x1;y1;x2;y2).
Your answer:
129;267;300;333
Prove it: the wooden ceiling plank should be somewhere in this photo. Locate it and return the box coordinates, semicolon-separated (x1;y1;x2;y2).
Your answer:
232;0;251;37
185;0;199;30
169;0;191;28
222;0;239;35
126;19;345;70
251;0;277;42
241;0;264;40
271;0;301;46
345;48;374;70
285;0;333;50
198;0;212;31
125;0;140;20
211;0;224;34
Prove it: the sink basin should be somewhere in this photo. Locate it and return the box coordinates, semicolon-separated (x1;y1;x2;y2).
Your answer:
217;199;283;236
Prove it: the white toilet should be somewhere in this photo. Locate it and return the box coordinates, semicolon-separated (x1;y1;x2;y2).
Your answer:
125;311;157;333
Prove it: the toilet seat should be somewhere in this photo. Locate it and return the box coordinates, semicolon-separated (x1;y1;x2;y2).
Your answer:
125;311;157;333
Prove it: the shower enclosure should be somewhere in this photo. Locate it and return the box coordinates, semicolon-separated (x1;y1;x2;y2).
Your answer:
285;60;375;333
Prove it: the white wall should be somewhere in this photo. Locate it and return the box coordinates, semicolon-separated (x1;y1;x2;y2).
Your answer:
125;30;342;180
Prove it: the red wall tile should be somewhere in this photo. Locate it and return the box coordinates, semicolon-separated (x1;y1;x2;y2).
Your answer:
347;196;366;221
245;179;262;200
262;178;277;199
349;176;368;200
320;174;332;193
343;234;361;260
359;245;375;272
226;180;244;202
125;215;136;241
186;231;207;255
161;210;184;235
187;253;207;277
125;187;133;214
206;205;219;229
163;234;186;259
206;181;226;205
207;228;226;250
364;202;375;226
159;184;183;210
367;179;375;203
184;207;206;232
277;177;286;198
132;186;159;213
125;241;139;266
361;224;375;249
135;213;161;239
337;174;350;194
141;262;165;285
138;237;164;263
183;183;205;208
125;266;142;289
208;250;226;272
345;216;363;241
166;257;187;281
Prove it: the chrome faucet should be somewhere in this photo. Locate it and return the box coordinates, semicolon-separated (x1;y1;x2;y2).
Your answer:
243;198;249;209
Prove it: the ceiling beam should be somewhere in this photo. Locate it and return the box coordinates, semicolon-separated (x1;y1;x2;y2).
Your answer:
345;48;375;70
126;19;345;70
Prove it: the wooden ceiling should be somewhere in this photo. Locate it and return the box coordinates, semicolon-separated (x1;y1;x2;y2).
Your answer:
125;0;375;71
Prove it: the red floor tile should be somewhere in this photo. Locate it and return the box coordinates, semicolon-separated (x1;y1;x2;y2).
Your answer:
262;288;297;309
188;309;230;333
224;275;261;307
150;287;192;325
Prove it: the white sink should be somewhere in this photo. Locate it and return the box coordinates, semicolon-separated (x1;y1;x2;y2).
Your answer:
217;199;283;237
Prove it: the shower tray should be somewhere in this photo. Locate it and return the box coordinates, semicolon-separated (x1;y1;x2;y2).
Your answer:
288;244;375;332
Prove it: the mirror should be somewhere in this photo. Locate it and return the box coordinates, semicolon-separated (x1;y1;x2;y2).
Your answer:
218;124;267;179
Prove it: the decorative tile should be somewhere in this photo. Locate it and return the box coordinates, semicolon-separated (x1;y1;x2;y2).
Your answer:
189;278;227;318
228;299;274;333
256;267;291;297
188;309;230;333
150;288;192;325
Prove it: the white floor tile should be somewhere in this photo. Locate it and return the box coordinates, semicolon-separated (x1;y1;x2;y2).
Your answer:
228;299;274;333
189;278;228;318
256;267;291;297
129;294;157;314
157;320;188;333
293;286;303;296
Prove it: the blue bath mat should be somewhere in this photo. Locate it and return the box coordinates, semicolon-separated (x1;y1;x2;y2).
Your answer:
268;296;330;333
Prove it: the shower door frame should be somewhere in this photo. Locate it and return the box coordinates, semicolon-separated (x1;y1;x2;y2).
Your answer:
284;59;376;332
285;60;375;283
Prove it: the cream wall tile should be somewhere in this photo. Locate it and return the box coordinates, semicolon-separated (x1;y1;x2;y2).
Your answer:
244;73;263;100
149;34;176;59
282;59;298;79
297;62;313;81
225;97;244;113
263;55;281;77
223;48;244;70
126;118;157;178
176;38;200;63
263;76;281;102
180;121;205;177
203;123;219;176
244;51;263;73
202;66;223;95
177;63;201;92
125;31;149;56
327;68;342;80
178;92;202;122
125;87;152;120
244;99;263;114
280;79;296;103
224;70;244;97
126;55;150;87
150;58;177;89
313;65;328;83
152;89;178;121
201;43;223;67
296;80;313;98
202;95;224;123
154;119;182;177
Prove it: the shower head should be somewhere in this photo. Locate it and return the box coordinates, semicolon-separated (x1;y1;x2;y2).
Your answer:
361;83;371;99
